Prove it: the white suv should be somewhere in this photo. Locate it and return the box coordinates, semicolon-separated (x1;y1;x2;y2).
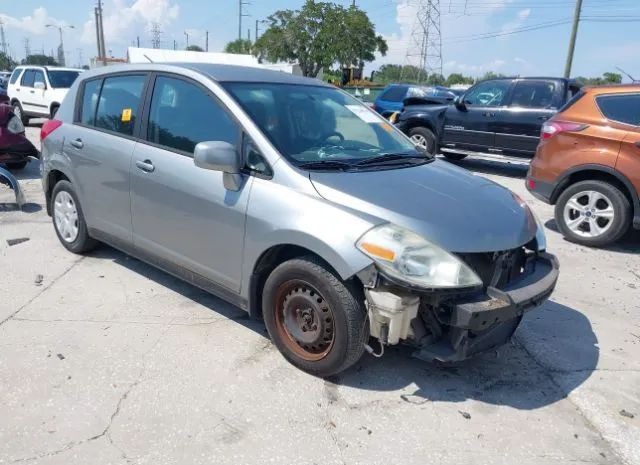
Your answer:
7;66;82;124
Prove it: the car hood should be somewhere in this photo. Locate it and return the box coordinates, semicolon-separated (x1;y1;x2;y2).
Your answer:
309;160;537;253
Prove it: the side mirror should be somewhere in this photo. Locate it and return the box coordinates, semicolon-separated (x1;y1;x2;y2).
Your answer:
194;141;243;191
454;95;467;110
34;82;45;90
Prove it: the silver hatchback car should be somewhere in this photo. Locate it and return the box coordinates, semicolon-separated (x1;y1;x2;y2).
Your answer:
41;63;559;376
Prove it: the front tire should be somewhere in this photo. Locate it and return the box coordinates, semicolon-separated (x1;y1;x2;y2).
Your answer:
262;256;368;377
12;101;29;126
408;127;437;155
51;180;98;254
555;180;631;247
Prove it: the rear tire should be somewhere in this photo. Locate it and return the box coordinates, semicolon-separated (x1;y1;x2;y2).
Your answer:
262;256;368;377
51;180;98;254
443;153;468;161
408;127;437;155
555;180;631;247
11;101;29;126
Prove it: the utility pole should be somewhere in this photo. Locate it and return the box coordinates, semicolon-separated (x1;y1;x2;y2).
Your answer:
173;39;177;50
23;38;31;60
205;31;209;51
136;36;140;48
247;29;250;42
94;1;106;65
239;0;250;40
0;20;8;57
255;20;259;42
402;0;443;82
563;0;583;78
184;31;189;48
46;24;74;67
76;48;83;68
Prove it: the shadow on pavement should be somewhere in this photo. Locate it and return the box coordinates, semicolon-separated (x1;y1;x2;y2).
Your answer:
545;218;640;254
91;246;598;411
443;156;529;179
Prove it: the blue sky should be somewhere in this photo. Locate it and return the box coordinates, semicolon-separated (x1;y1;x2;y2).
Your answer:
1;0;639;80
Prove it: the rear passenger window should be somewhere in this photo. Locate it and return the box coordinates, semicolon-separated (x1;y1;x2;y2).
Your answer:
9;69;22;85
510;81;557;109
33;70;46;88
380;86;407;102
80;79;102;126
596;94;640;126
147;76;238;154
95;75;145;136
21;70;35;88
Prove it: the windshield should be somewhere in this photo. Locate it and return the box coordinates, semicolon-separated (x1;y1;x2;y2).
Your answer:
47;70;80;89
223;82;421;166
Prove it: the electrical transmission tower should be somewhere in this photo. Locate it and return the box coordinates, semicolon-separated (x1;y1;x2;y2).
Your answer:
0;20;8;56
24;38;31;59
401;0;443;83
150;23;162;49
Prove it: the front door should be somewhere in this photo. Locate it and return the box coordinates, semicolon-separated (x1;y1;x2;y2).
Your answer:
494;79;560;157
130;74;252;292
67;73;148;244
441;79;512;152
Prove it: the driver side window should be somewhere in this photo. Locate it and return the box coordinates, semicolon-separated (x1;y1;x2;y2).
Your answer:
463;80;511;107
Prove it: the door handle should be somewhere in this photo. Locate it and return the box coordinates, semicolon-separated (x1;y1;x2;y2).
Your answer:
70;138;83;149
135;159;155;173
30;90;35;94
483;112;496;117
538;115;550;121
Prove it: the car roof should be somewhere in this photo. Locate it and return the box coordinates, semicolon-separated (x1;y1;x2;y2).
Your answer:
13;65;82;72
582;83;640;95
77;63;331;87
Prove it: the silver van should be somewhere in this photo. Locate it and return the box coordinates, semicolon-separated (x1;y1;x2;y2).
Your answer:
40;64;559;376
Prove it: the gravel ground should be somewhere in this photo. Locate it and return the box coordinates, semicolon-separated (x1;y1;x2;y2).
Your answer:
1;123;638;465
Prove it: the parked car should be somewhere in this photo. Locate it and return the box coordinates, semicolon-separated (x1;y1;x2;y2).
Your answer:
41;63;558;377
7;66;82;124
396;77;583;161
374;84;459;118
0;103;38;170
0;79;9;104
527;84;640;247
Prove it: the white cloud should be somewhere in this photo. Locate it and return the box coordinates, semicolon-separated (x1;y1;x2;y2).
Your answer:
444;59;506;74
80;0;180;46
0;7;68;35
499;8;531;38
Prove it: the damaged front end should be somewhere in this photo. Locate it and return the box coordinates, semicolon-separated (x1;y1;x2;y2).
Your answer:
360;241;559;363
0;165;26;208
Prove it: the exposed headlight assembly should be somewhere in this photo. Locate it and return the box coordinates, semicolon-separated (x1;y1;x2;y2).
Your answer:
356;224;483;289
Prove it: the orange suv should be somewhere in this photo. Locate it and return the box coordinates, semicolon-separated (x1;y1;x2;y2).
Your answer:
526;84;640;246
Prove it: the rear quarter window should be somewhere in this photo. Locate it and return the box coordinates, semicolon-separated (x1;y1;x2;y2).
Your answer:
9;69;23;85
596;93;640;126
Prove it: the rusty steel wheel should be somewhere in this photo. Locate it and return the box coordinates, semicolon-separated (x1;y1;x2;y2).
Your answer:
274;280;335;361
262;256;368;377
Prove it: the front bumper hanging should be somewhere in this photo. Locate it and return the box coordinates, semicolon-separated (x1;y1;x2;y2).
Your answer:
413;252;560;362
0;166;26;208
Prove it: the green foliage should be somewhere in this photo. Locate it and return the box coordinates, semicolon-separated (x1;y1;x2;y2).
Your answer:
576;72;623;86
186;45;204;52
254;0;387;77
445;73;475;86
0;52;17;71
22;54;58;66
224;39;252;55
480;71;507;81
372;65;474;87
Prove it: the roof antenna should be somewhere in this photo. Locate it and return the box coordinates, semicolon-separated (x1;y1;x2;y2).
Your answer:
616;66;638;83
143;54;154;63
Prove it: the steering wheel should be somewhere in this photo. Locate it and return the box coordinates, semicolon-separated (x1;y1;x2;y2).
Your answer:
322;131;345;143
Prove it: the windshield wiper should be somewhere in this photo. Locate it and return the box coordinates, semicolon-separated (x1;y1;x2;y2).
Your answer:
354;153;430;166
297;160;354;170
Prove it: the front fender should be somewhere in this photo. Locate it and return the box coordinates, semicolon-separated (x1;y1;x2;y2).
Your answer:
0;166;25;208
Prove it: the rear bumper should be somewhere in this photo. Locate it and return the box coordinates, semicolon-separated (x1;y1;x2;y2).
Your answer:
0;138;39;162
525;176;555;204
414;252;559;362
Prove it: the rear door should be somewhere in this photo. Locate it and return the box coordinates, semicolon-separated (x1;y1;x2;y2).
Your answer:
67;73;148;244
494;79;561;157
130;73;252;292
603;93;640;197
18;69;36;113
30;69;49;116
441;79;512;152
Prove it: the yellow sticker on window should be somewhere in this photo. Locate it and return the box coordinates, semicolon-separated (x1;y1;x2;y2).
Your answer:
121;108;132;122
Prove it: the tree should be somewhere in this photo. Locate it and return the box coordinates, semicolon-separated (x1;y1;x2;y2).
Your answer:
0;52;17;71
446;73;474;86
576;72;624;86
186;45;204;52
254;0;387;77
426;73;445;86
22;54;58;66
224;39;252;55
602;72;622;84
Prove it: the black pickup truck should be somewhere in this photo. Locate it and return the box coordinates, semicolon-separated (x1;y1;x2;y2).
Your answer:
395;77;582;161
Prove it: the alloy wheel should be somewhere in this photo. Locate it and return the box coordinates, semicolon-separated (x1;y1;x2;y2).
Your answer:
563;190;615;238
410;134;428;150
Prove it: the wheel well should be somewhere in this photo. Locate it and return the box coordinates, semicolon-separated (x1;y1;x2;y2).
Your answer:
402;119;435;134
45;170;70;215
552;169;636;211
248;244;361;320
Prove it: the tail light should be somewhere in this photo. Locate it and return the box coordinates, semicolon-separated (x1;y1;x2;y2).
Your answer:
541;120;587;140
40;119;63;141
